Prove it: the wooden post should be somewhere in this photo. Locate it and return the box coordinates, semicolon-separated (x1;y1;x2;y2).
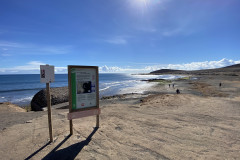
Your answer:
96;67;100;128
96;115;99;127
46;83;53;142
68;66;73;135
69;120;73;135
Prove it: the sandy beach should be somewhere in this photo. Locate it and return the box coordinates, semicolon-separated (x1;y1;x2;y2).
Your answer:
0;74;240;160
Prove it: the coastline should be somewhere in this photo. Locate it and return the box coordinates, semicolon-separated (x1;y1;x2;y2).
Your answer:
0;74;240;159
0;74;182;107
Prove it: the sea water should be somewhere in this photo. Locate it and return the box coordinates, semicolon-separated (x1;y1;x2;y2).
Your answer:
0;74;181;106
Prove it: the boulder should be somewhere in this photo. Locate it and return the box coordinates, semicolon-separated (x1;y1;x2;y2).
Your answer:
31;87;68;111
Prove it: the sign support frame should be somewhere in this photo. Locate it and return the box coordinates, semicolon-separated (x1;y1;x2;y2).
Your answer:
68;66;74;135
68;65;100;135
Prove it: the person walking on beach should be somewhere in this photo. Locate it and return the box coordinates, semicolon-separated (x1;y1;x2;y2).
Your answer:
169;84;171;88
172;84;175;88
219;82;222;87
176;89;180;94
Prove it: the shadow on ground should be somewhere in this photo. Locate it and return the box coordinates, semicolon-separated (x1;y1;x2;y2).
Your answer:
25;141;51;160
42;127;98;160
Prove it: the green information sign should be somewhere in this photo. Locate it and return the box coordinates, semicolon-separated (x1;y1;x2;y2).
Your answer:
68;66;99;112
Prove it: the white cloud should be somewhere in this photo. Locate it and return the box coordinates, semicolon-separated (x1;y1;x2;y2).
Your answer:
0;61;45;74
21;61;43;70
0;41;23;48
55;67;67;73
38;46;72;54
99;58;240;73
0;40;72;55
164;58;240;70
100;65;122;72
0;60;69;74
162;28;183;37
0;58;239;74
105;37;127;45
1;53;11;57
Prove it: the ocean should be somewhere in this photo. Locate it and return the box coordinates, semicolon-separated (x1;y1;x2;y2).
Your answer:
0;74;181;106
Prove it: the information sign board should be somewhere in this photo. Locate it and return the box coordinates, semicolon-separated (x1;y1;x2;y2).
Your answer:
68;66;99;112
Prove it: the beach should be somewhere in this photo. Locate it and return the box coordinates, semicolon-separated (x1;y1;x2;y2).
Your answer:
0;74;180;106
0;74;240;159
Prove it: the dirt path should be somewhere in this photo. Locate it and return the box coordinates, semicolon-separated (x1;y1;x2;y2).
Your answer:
0;93;240;159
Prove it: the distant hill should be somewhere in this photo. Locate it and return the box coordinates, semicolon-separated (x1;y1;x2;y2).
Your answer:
222;63;240;69
150;64;240;76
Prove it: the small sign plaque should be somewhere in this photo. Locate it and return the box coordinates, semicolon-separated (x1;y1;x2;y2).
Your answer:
40;65;55;83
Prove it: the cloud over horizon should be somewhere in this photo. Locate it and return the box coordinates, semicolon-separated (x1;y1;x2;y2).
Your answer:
99;58;240;73
0;58;239;74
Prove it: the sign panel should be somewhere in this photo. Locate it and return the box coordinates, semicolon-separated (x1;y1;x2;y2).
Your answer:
40;65;55;83
68;66;99;111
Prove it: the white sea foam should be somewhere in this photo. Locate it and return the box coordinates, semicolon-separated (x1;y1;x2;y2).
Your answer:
130;74;183;80
100;82;123;91
12;96;33;103
100;86;111;91
112;75;183;95
118;81;155;95
0;97;8;103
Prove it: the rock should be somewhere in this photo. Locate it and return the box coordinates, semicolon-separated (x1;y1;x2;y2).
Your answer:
31;87;68;111
25;120;32;123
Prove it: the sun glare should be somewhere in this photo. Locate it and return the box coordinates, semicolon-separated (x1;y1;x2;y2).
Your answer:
137;0;148;6
132;0;149;10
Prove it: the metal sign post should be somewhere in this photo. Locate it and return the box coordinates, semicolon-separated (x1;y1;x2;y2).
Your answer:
40;64;55;142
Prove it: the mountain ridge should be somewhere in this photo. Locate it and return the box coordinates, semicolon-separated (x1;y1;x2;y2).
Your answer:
150;63;240;76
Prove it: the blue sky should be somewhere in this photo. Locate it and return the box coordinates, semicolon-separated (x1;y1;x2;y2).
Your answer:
0;0;240;74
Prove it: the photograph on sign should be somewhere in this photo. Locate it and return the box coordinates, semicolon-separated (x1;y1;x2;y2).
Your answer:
41;69;45;78
69;67;98;111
